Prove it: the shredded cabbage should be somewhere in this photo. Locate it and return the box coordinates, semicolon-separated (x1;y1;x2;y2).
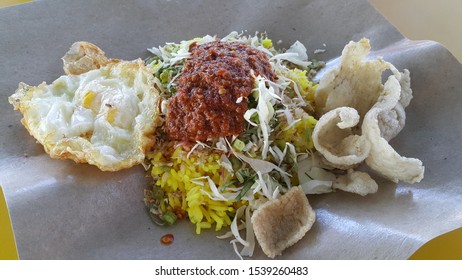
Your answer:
270;41;311;68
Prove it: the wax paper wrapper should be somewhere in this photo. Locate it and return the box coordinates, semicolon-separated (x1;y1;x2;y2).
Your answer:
1;0;461;259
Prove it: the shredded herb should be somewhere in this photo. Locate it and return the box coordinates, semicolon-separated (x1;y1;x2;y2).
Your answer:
229;156;242;171
220;179;237;192
235;175;257;201
308;59;325;70
162;211;178;226
305;172;314;180
235;168;252;183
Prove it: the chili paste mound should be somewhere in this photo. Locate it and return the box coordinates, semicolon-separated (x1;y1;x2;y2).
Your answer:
165;40;275;141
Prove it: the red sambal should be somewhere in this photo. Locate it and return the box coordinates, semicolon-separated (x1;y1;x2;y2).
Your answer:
165;40;275;141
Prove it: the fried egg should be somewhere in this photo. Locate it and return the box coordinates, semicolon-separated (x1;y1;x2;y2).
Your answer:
9;59;160;171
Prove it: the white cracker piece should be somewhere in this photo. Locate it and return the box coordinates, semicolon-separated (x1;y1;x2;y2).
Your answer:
313;38;424;185
312;106;370;169
362;76;424;183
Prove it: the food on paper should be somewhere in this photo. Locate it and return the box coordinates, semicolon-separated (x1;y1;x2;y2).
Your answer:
9;32;424;259
143;32;423;258
9;58;160;171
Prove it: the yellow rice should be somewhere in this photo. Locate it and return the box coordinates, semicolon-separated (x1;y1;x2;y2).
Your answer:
150;147;245;234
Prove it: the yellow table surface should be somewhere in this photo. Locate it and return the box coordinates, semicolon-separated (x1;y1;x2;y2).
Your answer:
0;0;461;260
410;227;462;260
0;0;31;8
370;0;462;63
0;186;18;260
